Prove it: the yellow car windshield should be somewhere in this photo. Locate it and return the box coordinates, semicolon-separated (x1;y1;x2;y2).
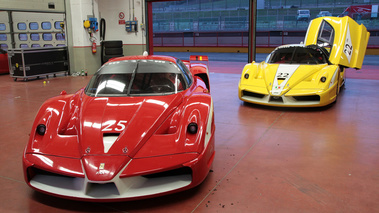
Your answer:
268;46;329;65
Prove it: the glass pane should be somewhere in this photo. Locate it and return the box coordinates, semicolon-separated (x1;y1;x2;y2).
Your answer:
86;60;186;97
54;21;62;29
41;22;52;30
0;23;6;31
56;44;66;47
20;44;28;48
18;23;27;30
19;34;28;41
44;44;53;47
29;22;39;30
31;44;41;48
30;33;40;41
55;33;65;40
0;34;7;41
0;44;8;50
43;33;52;41
317;21;334;47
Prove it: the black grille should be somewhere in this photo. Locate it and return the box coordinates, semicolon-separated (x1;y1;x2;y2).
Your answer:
143;167;192;178
269;96;283;102
87;182;119;196
242;90;265;99
292;95;320;102
30;167;76;179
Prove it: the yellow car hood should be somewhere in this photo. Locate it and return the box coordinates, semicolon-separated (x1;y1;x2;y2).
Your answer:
258;63;333;96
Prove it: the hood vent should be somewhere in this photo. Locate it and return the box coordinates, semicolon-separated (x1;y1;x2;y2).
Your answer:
103;133;120;153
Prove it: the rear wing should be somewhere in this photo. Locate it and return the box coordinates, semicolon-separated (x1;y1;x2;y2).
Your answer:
189;55;209;68
188;55;210;91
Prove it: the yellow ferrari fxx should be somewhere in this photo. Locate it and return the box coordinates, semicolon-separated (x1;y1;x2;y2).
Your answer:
238;16;369;107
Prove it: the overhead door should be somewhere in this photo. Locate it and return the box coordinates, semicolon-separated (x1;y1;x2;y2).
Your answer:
0;11;11;50
12;12;66;49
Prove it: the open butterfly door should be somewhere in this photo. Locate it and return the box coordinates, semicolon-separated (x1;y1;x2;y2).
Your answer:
304;16;370;69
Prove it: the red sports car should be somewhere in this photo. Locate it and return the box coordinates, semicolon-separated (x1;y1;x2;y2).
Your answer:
23;53;215;202
0;49;9;74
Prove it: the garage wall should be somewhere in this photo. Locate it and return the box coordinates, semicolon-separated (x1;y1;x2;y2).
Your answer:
98;0;147;55
1;0;147;75
66;0;147;74
65;0;101;74
0;0;65;12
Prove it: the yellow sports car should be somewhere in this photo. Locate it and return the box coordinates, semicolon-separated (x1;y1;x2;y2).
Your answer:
238;16;370;107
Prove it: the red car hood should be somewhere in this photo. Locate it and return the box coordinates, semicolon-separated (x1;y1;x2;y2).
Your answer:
79;93;183;157
78;93;183;181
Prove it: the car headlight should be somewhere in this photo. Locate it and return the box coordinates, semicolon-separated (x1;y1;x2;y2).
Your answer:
36;124;46;136
187;123;198;134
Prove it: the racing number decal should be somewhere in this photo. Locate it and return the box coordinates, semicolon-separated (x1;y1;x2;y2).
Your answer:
344;44;353;56
115;121;127;131
272;64;299;96
343;25;353;63
102;120;128;131
277;72;289;79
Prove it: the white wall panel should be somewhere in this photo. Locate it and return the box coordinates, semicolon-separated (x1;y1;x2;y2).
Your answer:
69;0;99;47
98;0;146;47
0;0;65;12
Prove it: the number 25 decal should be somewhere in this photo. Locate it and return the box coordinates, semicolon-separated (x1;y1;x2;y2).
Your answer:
102;120;128;131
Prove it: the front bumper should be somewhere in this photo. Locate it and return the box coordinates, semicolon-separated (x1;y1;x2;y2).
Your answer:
23;148;214;201
239;85;337;107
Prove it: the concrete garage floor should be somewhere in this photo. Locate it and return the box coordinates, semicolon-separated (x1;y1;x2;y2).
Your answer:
0;54;379;212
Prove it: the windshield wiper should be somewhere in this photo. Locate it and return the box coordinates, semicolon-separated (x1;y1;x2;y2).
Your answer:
127;60;139;96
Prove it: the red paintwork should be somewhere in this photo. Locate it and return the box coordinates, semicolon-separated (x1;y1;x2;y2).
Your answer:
0;51;9;74
22;55;215;201
340;5;374;19
23;154;84;178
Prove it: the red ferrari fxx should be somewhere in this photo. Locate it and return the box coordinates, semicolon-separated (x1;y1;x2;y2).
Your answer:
23;53;215;202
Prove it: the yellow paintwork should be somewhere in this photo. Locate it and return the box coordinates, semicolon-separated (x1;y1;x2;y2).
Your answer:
238;17;368;107
305;16;370;69
239;62;342;107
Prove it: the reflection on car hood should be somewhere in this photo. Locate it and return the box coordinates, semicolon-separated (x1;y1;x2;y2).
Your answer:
262;63;329;94
79;93;183;157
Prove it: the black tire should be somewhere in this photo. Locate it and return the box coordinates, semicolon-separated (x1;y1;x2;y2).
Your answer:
103;55;124;63
103;40;123;48
104;47;123;55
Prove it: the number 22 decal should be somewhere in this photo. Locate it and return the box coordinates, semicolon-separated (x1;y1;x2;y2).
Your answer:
344;44;353;56
277;72;289;78
102;120;128;131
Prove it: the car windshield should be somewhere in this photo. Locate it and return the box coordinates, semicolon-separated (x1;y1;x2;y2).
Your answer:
85;60;187;97
267;46;328;65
